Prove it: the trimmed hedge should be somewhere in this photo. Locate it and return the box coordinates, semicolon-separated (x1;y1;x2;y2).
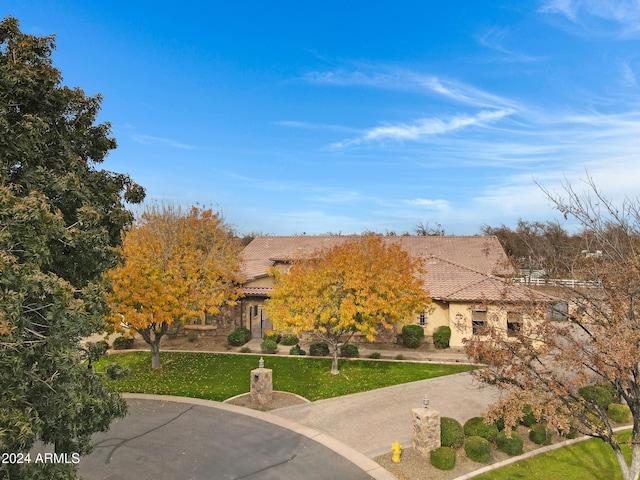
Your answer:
496;431;524;456
529;423;553;445
340;343;359;358
280;334;299;346
112;336;134;350
289;344;306;356
368;352;381;359
309;342;330;357
260;339;278;354
440;417;465;448
228;327;251;346
433;326;452;349
465;436;491;464
608;403;632;423
263;330;281;344
463;417;499;442
579;385;614;410
430;446;456;470
402;324;424;348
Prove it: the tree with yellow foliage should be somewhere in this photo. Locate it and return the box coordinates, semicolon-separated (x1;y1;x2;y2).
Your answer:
266;235;431;374
106;204;243;368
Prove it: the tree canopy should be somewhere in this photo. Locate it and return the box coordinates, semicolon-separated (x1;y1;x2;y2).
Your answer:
1;16;143;479
466;178;640;480
266;234;431;374
106;204;243;369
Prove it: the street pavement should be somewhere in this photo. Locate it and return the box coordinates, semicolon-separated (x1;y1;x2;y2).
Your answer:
78;396;391;480
272;372;500;457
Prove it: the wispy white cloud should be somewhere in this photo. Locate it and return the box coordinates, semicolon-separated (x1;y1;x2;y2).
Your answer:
540;0;640;36
131;134;197;150
478;27;546;62
304;66;519;110
329;109;514;149
275;120;360;134
620;60;638;87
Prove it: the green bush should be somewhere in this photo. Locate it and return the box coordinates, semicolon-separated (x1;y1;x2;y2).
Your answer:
228;327;251;346
463;417;499;442
239;346;251;353
260;339;278;354
402;324;424;348
187;331;198;342
340;343;359;358
309;342;330;356
579;385;614;410
496;431;524;456
608;403;632;423
433;326;451;349
112;336;134;350
465;436;491;464
395;354;405;360
105;363;130;380
367;352;381;359
440;417;465;448
430;446;456;470
529;423;553;445
264;330;281;344
521;405;538;427
289;345;306;356
280;334;299;346
87;340;109;361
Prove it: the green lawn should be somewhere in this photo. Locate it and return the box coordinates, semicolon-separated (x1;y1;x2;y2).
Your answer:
474;430;632;480
96;351;475;401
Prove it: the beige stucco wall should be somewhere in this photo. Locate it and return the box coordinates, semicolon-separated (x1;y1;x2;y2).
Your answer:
244;276;275;288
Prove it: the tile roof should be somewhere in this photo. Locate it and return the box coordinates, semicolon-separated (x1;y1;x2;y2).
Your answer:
240;235;528;303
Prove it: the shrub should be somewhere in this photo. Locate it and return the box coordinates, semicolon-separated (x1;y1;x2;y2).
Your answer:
463;417;499;442
340;343;359;358
368;352;381;359
395;354;405;360
280;334;299;346
402;325;424;348
579;385;614;410
264;330;281;344
87;340;109;360
239;346;251;353
260;339;278;354
105;363;130;380
228;327;251;346
289;345;306;356
430;446;456;470
112;336;134;350
440;417;465;448
608;403;632;423
496;431;524;456
521;405;538;427
529;423;553;445
433;326;451;349
309;342;330;357
465;436;491;464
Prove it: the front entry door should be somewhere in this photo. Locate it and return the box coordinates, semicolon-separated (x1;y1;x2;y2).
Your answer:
249;306;273;338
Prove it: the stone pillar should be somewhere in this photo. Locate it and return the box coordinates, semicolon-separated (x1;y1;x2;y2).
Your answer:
250;358;272;406
412;407;441;457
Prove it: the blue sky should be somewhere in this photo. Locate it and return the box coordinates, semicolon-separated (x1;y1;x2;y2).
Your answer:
5;1;640;235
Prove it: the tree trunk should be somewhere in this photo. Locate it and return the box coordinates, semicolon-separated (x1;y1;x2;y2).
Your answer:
150;340;161;370
330;341;340;375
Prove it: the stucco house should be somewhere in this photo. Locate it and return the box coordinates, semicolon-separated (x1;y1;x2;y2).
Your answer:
238;235;553;348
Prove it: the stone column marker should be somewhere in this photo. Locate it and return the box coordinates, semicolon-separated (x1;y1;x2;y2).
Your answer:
250;357;273;406
412;401;441;457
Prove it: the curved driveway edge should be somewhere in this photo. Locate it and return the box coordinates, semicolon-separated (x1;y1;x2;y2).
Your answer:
121;393;397;480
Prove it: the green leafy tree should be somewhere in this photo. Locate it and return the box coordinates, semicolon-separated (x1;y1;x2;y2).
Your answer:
0;16;143;479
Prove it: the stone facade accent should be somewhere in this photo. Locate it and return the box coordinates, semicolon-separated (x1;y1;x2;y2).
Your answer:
412;407;441;457
250;365;273;405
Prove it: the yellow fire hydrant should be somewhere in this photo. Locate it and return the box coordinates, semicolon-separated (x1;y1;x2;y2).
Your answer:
391;440;402;463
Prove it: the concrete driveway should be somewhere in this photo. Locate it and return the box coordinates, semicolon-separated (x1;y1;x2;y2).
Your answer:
78;395;393;480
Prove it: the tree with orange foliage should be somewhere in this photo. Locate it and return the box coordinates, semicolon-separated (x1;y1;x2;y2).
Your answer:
265;234;431;374
106;204;243;369
465;178;640;480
